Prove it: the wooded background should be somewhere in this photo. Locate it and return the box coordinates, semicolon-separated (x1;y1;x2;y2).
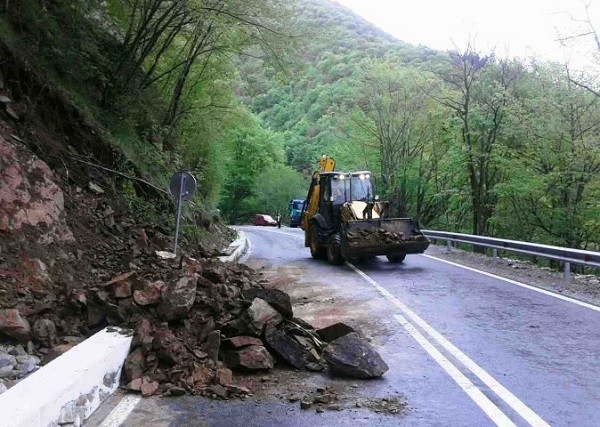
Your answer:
2;0;598;252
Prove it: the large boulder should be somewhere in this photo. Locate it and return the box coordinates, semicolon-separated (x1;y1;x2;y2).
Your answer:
158;275;198;321
264;324;305;370
245;298;282;336
322;332;388;379
243;288;293;319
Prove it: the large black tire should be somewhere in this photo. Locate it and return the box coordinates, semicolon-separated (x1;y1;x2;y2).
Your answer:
326;234;345;265
386;253;406;263
309;226;326;259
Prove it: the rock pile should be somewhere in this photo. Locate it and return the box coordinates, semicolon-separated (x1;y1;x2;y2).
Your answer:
108;255;389;398
0;343;42;395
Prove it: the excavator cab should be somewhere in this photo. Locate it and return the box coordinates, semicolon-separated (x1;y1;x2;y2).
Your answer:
301;156;429;265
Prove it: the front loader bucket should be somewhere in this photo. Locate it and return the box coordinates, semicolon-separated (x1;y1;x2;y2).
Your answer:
341;218;430;259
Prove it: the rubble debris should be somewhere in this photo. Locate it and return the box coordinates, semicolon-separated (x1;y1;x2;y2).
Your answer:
264;324;306;370
322;332;389;379
242;288;293;319
245;298;283;336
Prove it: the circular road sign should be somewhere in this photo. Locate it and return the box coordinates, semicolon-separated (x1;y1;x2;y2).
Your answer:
169;171;197;202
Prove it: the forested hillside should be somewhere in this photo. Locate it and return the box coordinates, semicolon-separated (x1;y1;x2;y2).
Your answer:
239;0;600;251
1;0;598;251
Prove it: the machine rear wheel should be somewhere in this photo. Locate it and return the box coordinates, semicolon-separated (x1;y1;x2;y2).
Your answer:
309;226;326;259
386;253;406;263
327;234;344;265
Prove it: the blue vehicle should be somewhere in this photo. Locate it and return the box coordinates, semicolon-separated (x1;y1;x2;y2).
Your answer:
289;199;305;228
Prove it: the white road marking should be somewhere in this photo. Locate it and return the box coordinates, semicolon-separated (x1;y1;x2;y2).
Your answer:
347;262;550;427
423;254;600;313
394;314;516;426
98;395;142;427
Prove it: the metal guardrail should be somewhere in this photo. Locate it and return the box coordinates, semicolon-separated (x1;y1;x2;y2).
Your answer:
421;230;600;282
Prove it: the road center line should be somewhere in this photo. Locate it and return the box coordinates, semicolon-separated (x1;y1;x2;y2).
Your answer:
423;254;600;313
98;395;142;427
394;314;516;426
347;261;550;427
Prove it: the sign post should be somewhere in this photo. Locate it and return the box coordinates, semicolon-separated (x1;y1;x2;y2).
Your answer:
169;171;197;255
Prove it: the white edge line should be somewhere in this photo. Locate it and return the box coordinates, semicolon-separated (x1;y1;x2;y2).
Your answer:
394;314;516;427
423;254;600;313
347;262;550;427
98;395;142;427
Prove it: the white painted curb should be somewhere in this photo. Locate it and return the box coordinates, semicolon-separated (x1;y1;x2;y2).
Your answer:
0;327;132;427
218;229;249;263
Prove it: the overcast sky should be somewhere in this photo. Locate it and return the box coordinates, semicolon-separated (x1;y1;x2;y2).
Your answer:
335;0;599;66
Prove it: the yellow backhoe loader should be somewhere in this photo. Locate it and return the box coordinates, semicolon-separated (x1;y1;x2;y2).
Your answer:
300;156;429;265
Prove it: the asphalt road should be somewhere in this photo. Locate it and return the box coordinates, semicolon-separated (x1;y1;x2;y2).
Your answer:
89;226;600;427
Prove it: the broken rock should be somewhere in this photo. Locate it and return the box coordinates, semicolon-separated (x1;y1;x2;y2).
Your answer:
316;322;357;343
221;336;263;350
264;324;305;370
322;332;388;379
158;275;198;321
133;281;165;306
242;288;293;319
245;298;282;336
32;318;58;347
222;345;274;371
123;347;145;382
0;309;31;342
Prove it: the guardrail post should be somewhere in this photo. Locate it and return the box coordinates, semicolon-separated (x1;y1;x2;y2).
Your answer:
446;240;451;253
492;248;498;261
564;261;571;282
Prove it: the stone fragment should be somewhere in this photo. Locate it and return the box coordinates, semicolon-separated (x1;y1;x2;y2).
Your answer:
221;336;263;350
226;384;251;395
113;281;132;299
88;182;104;194
104;272;135;287
22;258;51;286
222;345;273;370
305;362;323;372
158;275;197;321
32;318;58;347
0;354;16;377
133;281;165;306
141;377;159;397
132;318;153;353
203;330;220;363
243;288;293;319
215;366;233;386
202;263;227;284
264;324;305;369
300;401;312;410
153;328;188;365
123;348;145;381
192;365;213;386
316;322;356;343
0;309;31;342
322;332;388;379
126;377;143;391
245;298;282;336
0;382;7;394
209;384;228;398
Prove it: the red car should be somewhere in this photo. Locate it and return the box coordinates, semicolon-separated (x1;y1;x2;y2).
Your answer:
253;214;277;226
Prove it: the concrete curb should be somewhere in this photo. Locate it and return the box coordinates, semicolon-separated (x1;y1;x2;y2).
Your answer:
0;327;132;427
218;228;250;263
